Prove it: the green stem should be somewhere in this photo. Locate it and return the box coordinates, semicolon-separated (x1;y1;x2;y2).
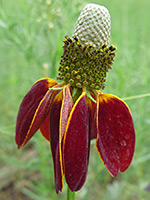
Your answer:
122;93;150;101
67;186;75;200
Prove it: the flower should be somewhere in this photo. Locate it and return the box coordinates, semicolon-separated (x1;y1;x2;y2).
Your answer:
15;3;135;194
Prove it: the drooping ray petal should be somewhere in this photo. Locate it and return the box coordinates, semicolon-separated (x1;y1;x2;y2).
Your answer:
59;86;73;168
50;91;63;194
16;78;57;148
63;92;91;192
73;93;93;192
96;93;135;177
60;86;73;143
17;89;56;148
70;93;92;192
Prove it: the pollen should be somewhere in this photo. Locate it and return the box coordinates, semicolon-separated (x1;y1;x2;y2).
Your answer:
57;35;117;90
74;71;78;74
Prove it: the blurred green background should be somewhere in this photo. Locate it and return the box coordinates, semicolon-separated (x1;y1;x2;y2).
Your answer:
0;0;150;199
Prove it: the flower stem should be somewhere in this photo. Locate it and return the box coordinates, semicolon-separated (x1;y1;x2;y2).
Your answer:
67;186;75;200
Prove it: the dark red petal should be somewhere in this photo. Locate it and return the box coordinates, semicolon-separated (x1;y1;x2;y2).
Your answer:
50;91;63;194
74;95;92;192
40;91;59;142
18;89;55;148
96;93;135;177
40;112;51;141
90;93;97;140
16;78;57;148
73;151;90;192
63;92;90;192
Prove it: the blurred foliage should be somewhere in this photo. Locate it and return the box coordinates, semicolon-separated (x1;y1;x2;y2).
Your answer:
0;0;150;199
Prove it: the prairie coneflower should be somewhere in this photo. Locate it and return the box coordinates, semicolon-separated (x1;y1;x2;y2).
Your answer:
15;3;135;197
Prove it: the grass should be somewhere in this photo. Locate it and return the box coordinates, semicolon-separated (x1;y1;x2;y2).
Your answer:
0;0;150;199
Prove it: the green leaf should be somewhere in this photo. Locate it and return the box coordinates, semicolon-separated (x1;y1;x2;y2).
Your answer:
49;87;64;91
86;90;96;103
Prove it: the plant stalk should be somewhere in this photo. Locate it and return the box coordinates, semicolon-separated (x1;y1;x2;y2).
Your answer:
67;186;75;200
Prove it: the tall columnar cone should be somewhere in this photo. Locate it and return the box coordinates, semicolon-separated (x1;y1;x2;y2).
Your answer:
73;3;111;47
57;4;116;90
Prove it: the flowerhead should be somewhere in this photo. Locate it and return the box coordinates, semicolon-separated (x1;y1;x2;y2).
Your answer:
15;4;135;194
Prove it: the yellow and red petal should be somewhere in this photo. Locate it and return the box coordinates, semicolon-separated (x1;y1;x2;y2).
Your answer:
16;78;57;148
49;91;63;194
49;86;73;194
60;86;73;143
63;92;91;191
96;93;135;177
17;89;55;148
